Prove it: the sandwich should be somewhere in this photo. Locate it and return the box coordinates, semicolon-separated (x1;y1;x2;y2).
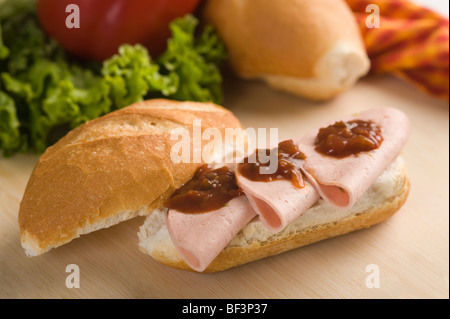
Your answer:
203;0;371;101
18;99;411;273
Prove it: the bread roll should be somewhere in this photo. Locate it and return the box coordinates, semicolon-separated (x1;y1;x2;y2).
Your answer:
203;0;371;100
18;99;245;256
138;156;409;272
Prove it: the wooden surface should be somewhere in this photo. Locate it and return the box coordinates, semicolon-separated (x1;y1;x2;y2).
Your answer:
0;72;448;299
1;0;449;299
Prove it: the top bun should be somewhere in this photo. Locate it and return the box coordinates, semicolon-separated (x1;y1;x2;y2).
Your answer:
204;0;371;100
18;99;245;256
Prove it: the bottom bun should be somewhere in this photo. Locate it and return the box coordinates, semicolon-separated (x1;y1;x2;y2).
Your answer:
138;156;410;273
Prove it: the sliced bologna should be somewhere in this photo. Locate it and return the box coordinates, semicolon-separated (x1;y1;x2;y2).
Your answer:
298;108;410;209
235;172;320;233
166;196;256;272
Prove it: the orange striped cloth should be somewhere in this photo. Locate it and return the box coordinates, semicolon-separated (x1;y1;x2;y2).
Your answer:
346;0;449;100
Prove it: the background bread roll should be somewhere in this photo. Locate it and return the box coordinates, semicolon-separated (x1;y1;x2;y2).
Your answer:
19;99;245;257
203;0;371;100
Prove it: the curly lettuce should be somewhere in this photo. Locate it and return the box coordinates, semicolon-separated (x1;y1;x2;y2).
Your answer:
0;0;227;157
158;14;227;104
0;91;21;156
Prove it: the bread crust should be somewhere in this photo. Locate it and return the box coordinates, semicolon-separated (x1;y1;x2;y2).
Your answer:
18;99;244;256
147;166;410;273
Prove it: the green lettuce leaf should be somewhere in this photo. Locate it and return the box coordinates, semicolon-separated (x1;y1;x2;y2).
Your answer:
158;15;227;104
0;1;227;157
102;44;178;109
0;91;21;156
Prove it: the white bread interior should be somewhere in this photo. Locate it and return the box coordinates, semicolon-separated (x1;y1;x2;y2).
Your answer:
262;43;371;100
138;156;409;272
21;208;148;257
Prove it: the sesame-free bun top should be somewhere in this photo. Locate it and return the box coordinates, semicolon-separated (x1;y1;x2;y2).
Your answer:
18;99;245;256
204;0;371;100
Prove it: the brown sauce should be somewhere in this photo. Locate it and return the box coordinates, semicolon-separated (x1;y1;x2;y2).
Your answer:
164;165;244;214
237;139;306;188
314;120;383;158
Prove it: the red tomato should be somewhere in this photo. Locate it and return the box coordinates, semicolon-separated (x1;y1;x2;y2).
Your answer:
37;0;201;61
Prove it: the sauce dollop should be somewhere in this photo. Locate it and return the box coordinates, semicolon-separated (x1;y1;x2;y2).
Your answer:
237;140;306;188
314;120;383;158
164;165;244;214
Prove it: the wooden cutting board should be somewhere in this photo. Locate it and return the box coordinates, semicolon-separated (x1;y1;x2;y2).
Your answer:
0;73;448;299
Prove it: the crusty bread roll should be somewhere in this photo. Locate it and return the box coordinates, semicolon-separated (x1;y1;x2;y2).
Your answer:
18;98;410;275
18;99;245;256
203;0;371;100
138;157;409;273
